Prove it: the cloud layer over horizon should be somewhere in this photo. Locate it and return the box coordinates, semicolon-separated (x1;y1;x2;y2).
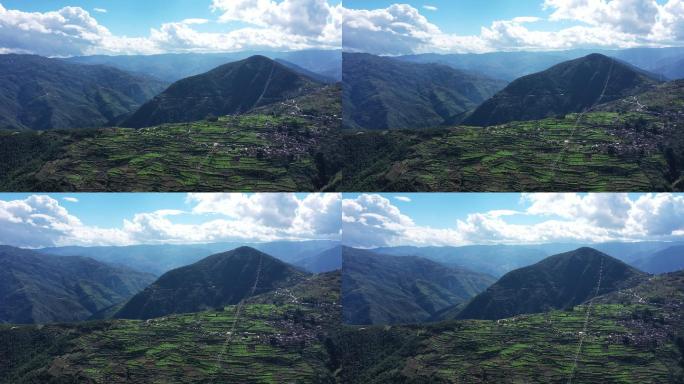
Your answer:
343;0;684;55
0;193;341;248
342;193;684;248
2;1;684;57
0;0;342;56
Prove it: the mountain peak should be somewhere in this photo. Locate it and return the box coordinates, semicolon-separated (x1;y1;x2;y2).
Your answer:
115;247;307;319
455;247;646;320
123;54;322;128
464;53;659;126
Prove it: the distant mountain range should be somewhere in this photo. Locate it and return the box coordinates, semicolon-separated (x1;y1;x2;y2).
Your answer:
334;269;684;383
123;55;325;128
0;55;167;131
342;247;495;325
464;53;660;126
633;245;684;274
455;247;646;320
343;53;506;130
39;240;340;276
115;247;306;320
0;245;154;324
372;241;684;277
397;47;684;81
65;50;342;82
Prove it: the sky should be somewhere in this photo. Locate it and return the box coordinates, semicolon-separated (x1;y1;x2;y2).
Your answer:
342;193;684;248
2;0;684;57
342;0;684;54
0;193;341;248
0;0;342;56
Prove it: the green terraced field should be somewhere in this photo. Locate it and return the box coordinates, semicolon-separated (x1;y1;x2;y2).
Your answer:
328;81;684;192
330;111;679;192
0;85;341;192
0;273;341;384
333;272;684;383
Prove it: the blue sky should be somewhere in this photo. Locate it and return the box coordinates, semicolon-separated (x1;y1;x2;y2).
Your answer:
343;192;650;229
342;193;684;248
342;0;683;54
0;0;253;36
0;193;340;248
0;193;314;228
0;1;341;56
344;0;555;35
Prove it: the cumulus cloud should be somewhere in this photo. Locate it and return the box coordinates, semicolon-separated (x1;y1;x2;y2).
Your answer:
342;193;684;248
0;1;341;56
342;194;458;248
343;1;684;55
394;196;412;202
0;194;340;248
93;8;107;13
62;197;79;203
423;5;438;11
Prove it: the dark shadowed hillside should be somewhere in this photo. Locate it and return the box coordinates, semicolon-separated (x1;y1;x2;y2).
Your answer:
123;55;323;128
0;246;155;324
115;247;307;319
342;247;495;325
455;247;647;320
634;245;684;274
294;245;342;273
343;53;506;130
465;53;660;126
0;54;167;131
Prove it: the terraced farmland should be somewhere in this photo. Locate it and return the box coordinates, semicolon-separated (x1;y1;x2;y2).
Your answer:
333;272;684;383
0;85;341;192
330;108;682;191
0;272;341;384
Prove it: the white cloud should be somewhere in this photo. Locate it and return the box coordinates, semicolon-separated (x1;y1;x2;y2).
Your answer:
0;1;341;56
62;197;79;203
394;196;412;202
342;1;684;55
342;193;684;248
0;194;341;248
423;5;438;11
93;8;107;13
342;194;458;248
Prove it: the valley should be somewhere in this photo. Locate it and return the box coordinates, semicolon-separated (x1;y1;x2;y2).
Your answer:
333;272;684;383
0;272;342;383
329;82;684;191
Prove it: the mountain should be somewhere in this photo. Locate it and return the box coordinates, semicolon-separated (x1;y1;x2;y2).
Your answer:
0;270;341;383
455;247;647;320
342;53;507;130
464;53;660;126
0;54;167;131
398;47;684;82
0;245;155;324
342;247;495;325
372;245;550;277
275;59;337;84
39;240;341;276
657;58;684;80
293;245;342;273
122;55;324;128
115;247;307;319
332;270;684;383
634;245;684;274
65;50;342;82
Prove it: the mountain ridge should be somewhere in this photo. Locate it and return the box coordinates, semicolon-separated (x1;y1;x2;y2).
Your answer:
464;53;660;126
454;247;647;320
122;55;323;128
0;245;155;324
0;54;167;130
115;246;307;319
